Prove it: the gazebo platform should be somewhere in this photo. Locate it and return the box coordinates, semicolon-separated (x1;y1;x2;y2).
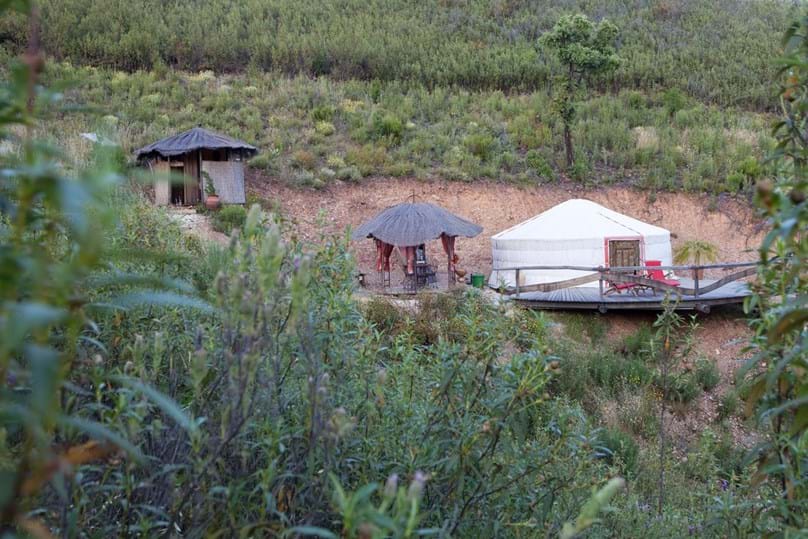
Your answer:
365;271;464;296
512;278;751;313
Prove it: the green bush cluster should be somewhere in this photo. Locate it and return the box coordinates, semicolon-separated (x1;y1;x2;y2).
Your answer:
211;204;247;233
2;0;795;109
693;358;721;391
717;390;740;422
597;427;640;476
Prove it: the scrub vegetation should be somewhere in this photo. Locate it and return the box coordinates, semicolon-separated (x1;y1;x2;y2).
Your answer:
0;0;793;110
39;63;773;194
1;1;806;538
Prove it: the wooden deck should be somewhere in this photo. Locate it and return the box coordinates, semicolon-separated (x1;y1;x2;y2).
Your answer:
513;278;751;313
368;271;463;296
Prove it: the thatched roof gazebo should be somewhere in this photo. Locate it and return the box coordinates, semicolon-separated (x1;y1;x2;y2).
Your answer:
136;127;257;206
352;201;482;289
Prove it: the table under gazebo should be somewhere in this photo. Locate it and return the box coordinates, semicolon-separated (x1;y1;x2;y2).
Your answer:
352;201;482;293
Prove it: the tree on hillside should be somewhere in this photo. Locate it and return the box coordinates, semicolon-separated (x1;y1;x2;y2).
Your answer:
540;14;621;168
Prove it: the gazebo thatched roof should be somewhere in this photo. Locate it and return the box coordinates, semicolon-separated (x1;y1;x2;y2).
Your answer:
352;202;482;246
135;127;258;159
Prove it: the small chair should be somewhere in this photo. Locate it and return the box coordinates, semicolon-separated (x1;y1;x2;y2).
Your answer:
645;260;680;287
605;281;643;295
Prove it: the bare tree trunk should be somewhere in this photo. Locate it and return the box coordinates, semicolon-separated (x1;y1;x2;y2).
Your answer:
564;122;574;168
658;339;669;516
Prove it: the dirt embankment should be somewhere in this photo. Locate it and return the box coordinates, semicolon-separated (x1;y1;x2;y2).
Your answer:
247;173;765;277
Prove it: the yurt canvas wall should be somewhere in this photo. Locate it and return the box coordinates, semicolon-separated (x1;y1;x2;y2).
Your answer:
489;199;673;288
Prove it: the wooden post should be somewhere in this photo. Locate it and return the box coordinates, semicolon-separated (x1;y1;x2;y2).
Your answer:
598;267;604;298
515;269;520;297
693;268;699;298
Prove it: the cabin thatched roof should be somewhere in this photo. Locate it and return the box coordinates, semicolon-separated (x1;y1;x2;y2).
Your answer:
135;127;258;159
352;202;482;246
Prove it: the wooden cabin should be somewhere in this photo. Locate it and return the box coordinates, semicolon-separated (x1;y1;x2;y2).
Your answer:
135;127;258;205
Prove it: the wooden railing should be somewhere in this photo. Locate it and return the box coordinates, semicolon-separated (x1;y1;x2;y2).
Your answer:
493;261;758;297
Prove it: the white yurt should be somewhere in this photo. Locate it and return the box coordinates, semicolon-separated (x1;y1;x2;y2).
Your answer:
489;199;673;288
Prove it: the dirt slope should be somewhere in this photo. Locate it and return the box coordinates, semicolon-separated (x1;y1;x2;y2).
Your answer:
248;173;765;278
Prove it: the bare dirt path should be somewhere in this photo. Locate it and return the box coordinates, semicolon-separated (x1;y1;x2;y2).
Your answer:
166;207;229;245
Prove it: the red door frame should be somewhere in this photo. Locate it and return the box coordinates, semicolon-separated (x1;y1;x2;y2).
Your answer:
603;236;645;267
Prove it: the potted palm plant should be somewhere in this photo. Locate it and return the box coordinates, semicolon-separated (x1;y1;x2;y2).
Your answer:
673;239;718;280
203;172;220;210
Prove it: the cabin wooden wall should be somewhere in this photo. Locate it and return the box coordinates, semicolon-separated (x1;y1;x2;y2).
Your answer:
153;159;170;205
182;151;201;205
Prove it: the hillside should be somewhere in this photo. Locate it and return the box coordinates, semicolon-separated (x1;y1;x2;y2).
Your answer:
47;65;772;195
0;0;794;109
247;174;765;278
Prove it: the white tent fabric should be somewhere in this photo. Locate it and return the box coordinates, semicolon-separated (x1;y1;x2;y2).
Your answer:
489;199;673;288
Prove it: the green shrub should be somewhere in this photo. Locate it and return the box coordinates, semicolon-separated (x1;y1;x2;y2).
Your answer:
552;349;590;401
319;166;336;180
347;144;388;175
508;113;551;150
525;149;554;179
621;325;654;359
597;427;639;476
694;358;720;391
717;390;739;421
463;132;496;161
292;169;324;188
211;204;247;233
315;120;336;136
664;373;701;404
362;296;403;333
624;90;647;110
568;158;592;183
292;149;317;170
383;161;414;177
326;154;346;169
368;112;404;143
336;165;361;182
310;104;336;122
249;152;276;171
587;352;619;390
662;88;689;118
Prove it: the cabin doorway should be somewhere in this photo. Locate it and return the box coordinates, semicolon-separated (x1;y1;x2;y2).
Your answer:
170;163;185;205
608;239;641;268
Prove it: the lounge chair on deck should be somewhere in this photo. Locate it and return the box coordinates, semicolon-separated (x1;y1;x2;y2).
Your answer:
605;280;650;295
645;260;680;287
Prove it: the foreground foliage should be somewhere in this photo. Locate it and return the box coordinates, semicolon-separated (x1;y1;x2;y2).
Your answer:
733;14;808;534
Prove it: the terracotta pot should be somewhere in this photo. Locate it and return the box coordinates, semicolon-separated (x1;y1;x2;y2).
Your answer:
205;194;220;210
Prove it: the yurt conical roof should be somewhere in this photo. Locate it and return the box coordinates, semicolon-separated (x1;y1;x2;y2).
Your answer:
352;202;482;246
135;127;258;159
492;199;669;243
